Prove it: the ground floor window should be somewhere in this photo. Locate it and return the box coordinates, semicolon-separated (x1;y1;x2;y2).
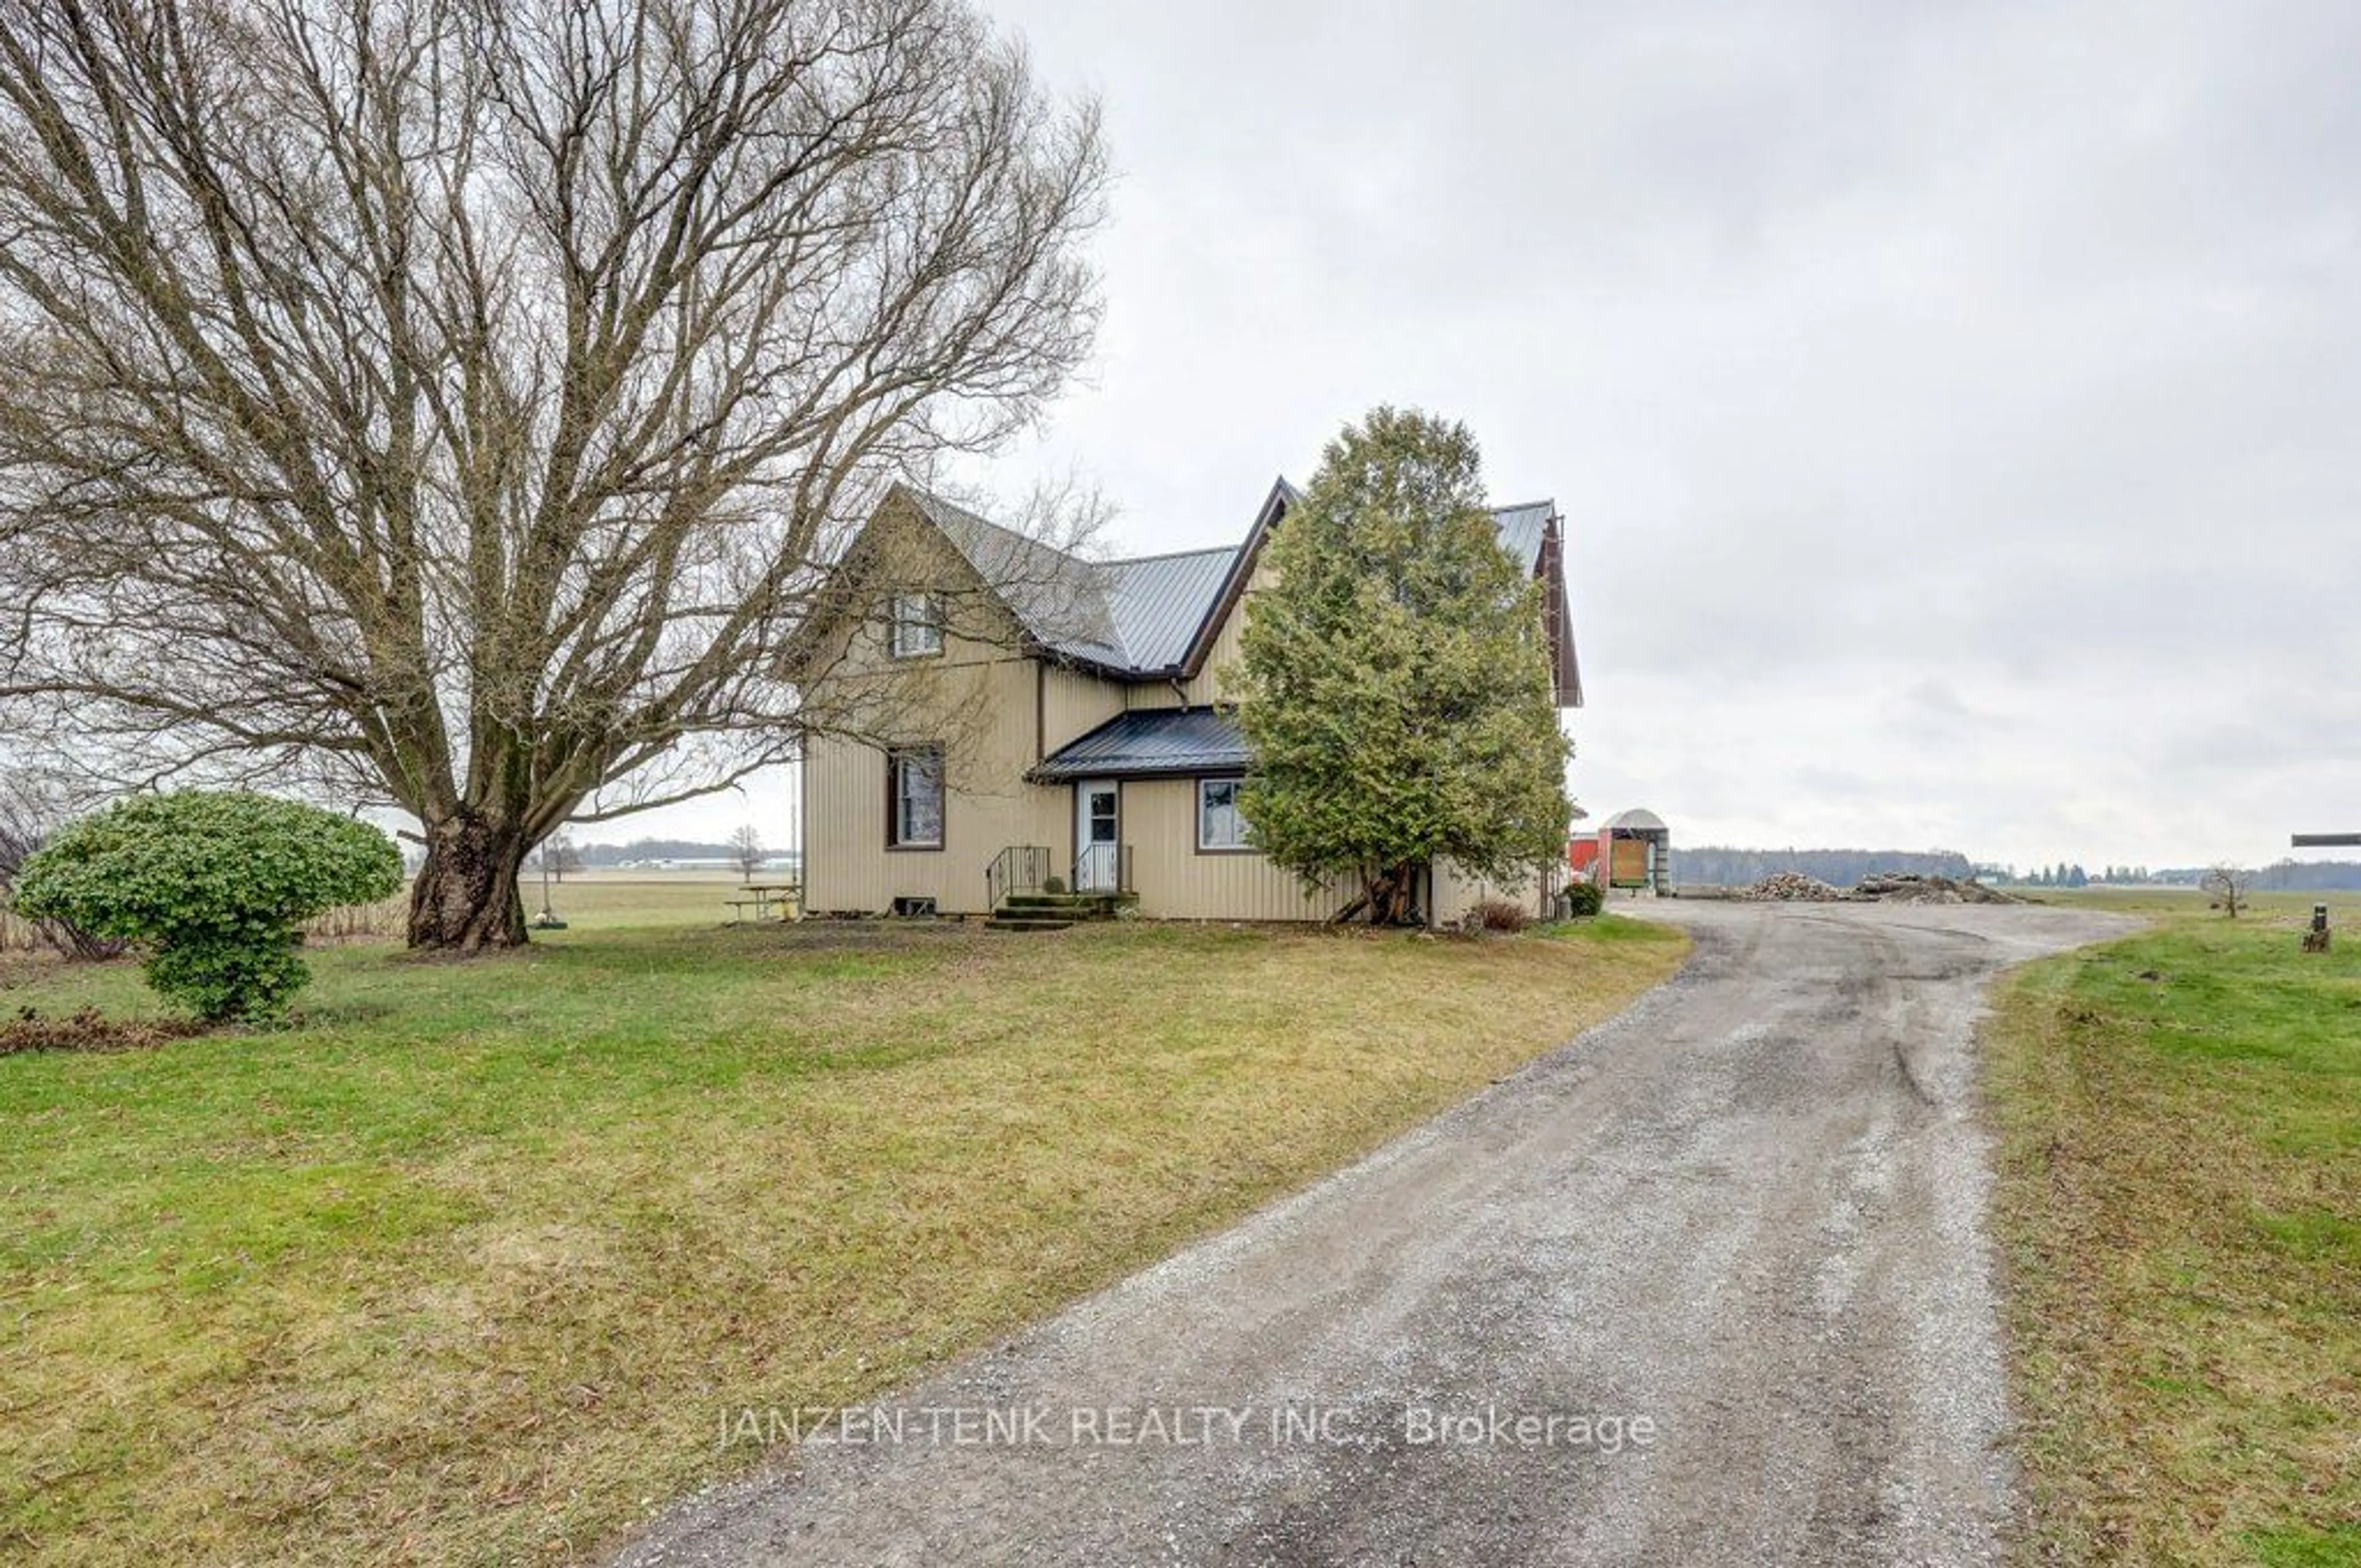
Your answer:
1197;777;1250;851
889;746;944;848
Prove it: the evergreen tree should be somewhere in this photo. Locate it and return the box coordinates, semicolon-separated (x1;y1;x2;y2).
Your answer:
1232;408;1572;924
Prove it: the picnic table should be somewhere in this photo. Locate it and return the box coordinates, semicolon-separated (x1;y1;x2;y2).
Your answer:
725;881;801;924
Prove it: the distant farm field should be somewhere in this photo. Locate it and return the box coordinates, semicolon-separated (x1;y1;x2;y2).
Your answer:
1985;898;2361;1564
2027;885;2361;924
0;891;1685;1567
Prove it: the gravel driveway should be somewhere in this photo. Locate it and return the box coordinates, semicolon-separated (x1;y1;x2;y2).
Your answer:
616;900;2132;1568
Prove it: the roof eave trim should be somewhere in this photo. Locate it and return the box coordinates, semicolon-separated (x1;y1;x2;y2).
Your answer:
1539;512;1584;708
1176;477;1295;680
1025;759;1247;784
1022;638;1190;684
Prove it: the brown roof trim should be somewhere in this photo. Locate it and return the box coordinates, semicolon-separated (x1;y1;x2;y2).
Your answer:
1177;477;1295;679
1539;512;1584;708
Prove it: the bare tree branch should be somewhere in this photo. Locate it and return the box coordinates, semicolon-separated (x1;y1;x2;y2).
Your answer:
0;0;1105;949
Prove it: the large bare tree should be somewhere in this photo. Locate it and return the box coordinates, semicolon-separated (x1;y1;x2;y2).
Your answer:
0;0;1105;949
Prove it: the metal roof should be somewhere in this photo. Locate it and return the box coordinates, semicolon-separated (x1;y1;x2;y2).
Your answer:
1103;547;1239;671
906;491;1129;667
1490;501;1554;575
905;483;1560;682
908;490;1237;676
1029;707;1251;781
1601;807;1668;834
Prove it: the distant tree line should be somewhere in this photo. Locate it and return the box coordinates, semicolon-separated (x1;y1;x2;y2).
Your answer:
427;834;791;875
567;838;743;867
1669;847;1975;888
1979;861;2361;890
1997;863;2094;888
573;837;799;868
2212;860;2361;891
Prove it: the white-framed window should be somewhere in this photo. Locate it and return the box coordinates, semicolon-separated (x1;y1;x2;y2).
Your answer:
1197;777;1251;852
889;746;944;849
889;592;944;658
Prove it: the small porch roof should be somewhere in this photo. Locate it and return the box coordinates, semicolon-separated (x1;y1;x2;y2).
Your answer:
1029;707;1251;782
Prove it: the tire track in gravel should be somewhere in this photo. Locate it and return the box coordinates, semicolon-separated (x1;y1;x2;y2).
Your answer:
614;901;2133;1568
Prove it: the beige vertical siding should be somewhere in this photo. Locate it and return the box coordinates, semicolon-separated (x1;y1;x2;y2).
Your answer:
1041;665;1124;754
801;525;1075;915
1429;860;1565;927
1112;556;1355;918
803;646;1071;915
1169;601;1243;706
1118;778;1353;921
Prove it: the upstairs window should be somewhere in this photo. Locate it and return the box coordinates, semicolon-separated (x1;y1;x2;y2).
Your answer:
1197;777;1251;852
890;592;943;658
889;746;944;849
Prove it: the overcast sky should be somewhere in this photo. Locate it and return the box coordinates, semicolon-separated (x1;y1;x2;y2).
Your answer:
662;0;2361;872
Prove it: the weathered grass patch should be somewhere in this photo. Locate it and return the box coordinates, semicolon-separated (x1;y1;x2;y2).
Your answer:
1985;912;2361;1565
0;893;1683;1567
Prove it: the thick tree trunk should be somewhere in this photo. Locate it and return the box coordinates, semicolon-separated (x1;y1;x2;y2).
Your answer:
1362;860;1423;927
408;810;531;951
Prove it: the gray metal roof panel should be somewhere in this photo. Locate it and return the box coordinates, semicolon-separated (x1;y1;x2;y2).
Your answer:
1490;501;1553;575
907;490;1130;665
909;489;1238;675
1029;707;1251;781
1104;547;1237;672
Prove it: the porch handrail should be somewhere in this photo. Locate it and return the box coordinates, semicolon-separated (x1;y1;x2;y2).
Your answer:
1070;841;1133;896
986;845;1051;910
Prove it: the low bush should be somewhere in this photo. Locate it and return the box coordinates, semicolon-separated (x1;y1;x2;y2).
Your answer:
0;786;125;960
13;792;403;1022
1469;898;1533;933
1560;881;1605;918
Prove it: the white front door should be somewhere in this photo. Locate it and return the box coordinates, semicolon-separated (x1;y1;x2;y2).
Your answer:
1074;780;1120;892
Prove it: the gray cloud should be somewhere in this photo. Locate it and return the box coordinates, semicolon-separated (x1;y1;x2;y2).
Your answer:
666;1;2361;869
954;0;2361;870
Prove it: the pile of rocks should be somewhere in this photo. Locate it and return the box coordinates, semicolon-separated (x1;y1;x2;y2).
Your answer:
1742;871;1843;902
1851;874;2021;906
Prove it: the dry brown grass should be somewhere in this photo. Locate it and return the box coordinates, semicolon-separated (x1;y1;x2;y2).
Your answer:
1;914;1685;1566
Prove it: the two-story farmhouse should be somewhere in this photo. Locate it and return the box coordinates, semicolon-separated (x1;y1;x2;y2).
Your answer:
797;480;1582;925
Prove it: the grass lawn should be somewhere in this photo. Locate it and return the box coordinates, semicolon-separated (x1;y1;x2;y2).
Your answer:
1985;894;2361;1565
0;885;1685;1567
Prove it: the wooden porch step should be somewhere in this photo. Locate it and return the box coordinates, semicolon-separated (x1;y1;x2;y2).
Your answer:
983;916;1074;933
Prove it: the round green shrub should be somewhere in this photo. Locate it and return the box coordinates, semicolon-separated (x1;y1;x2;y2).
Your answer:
13;791;403;1022
1560;879;1605;918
